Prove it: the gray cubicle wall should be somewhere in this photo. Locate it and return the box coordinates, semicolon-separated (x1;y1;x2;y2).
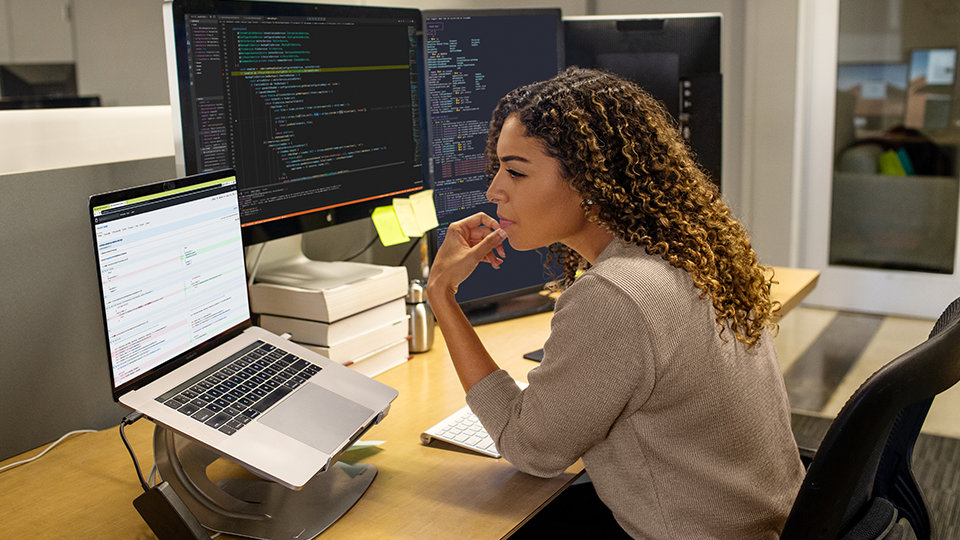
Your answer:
0;155;421;461
0;157;177;460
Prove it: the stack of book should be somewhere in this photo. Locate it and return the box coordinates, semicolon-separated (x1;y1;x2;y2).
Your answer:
250;256;411;377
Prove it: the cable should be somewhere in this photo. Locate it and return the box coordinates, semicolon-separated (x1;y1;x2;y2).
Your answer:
0;429;97;473
246;243;266;286
119;412;150;492
342;234;420;265
397;237;421;266
343;234;379;261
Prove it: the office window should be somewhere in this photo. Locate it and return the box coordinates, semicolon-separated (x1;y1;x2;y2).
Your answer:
830;0;959;274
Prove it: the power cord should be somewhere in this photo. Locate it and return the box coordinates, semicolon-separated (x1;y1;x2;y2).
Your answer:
119;412;150;492
343;234;379;261
122;415;219;539
397;237;421;266
0;429;97;473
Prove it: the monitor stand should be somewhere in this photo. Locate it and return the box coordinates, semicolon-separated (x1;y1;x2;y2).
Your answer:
153;426;375;539
465;291;555;326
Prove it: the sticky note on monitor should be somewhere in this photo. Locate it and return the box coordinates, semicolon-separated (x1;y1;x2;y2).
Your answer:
410;189;439;232
393;198;422;237
371;206;409;246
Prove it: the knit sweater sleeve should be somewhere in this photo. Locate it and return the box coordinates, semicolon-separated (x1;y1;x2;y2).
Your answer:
466;273;656;477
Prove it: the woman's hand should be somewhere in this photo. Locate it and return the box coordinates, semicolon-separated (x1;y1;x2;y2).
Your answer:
427;212;507;300
425;212;506;391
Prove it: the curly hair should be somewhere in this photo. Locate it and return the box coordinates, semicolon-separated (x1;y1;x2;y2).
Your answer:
484;67;778;347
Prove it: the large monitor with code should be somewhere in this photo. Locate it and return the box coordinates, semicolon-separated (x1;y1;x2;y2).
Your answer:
164;0;427;245
424;9;563;324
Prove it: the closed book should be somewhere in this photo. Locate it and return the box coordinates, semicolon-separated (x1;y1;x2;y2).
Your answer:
350;340;411;378
259;298;406;346
295;317;409;364
249;256;408;322
302;339;410;378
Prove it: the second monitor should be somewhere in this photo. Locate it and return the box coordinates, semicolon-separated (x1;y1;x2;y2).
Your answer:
424;8;564;324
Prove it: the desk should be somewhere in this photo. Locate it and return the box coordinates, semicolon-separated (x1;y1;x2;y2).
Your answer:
0;267;818;539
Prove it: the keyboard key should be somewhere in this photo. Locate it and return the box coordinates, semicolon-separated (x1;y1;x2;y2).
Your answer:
218;425;237;436
190;398;209;409
251;386;293;413
178;402;200;416
163;398;183;410
291;359;309;371
205;412;232;429
191;408;215;423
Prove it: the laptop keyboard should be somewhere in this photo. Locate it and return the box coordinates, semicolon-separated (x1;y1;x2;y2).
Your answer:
156;340;321;436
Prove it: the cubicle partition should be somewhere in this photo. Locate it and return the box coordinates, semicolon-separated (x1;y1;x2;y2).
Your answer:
0;157;176;459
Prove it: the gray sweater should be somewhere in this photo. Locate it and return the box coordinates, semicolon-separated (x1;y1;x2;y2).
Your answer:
466;239;804;538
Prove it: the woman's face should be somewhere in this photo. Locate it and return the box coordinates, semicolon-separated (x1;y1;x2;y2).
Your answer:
485;115;590;251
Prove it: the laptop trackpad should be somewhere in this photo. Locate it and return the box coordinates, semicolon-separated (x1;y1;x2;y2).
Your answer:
259;384;374;454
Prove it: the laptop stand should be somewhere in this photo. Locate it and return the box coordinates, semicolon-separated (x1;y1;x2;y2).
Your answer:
152;425;376;539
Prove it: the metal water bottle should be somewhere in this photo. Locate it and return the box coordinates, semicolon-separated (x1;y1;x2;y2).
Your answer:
406;279;434;353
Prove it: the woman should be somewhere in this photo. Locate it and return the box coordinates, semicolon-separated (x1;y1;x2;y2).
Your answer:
426;67;804;538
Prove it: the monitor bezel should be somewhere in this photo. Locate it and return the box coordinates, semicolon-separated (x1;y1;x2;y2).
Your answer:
164;0;429;246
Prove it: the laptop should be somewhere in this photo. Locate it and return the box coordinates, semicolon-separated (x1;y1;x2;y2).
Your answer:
89;169;398;490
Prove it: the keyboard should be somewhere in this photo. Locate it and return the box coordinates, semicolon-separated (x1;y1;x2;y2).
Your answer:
156;340;321;436
420;382;527;458
421;405;501;458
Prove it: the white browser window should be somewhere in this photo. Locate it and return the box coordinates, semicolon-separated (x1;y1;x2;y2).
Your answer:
93;179;248;386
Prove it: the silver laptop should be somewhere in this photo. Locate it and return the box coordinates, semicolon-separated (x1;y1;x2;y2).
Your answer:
89;169;398;489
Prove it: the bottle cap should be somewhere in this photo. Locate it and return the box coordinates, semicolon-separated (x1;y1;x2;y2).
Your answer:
407;279;426;303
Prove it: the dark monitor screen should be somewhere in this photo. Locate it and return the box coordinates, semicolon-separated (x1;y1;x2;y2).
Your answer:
423;9;563;323
164;0;426;245
565;14;723;186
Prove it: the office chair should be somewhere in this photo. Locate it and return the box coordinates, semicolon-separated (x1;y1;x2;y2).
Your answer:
781;297;960;540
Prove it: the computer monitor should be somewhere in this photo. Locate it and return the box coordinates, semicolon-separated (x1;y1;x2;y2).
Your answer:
164;0;427;246
564;14;723;187
423;9;563;324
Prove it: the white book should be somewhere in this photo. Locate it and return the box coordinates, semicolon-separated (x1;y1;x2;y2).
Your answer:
349;340;411;378
258;298;407;346
295;318;409;364
249;256;408;323
302;339;410;378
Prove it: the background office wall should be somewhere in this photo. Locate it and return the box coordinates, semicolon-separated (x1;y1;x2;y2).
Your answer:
0;0;804;460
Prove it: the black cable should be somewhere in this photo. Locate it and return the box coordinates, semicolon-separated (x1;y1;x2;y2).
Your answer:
119;412;149;492
397;237;421;267
341;233;420;266
343;234;379;261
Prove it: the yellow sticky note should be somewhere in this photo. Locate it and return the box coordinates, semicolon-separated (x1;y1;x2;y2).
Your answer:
371;206;409;247
409;189;439;232
393;198;423;237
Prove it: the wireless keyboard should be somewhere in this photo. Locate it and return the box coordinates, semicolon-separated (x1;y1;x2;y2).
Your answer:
421;405;501;458
420;382;527;458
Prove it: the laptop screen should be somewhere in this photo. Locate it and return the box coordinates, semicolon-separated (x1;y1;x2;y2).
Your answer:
91;171;250;395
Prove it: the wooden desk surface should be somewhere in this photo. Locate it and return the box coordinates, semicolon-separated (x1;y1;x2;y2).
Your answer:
770;266;819;321
0;267;818;539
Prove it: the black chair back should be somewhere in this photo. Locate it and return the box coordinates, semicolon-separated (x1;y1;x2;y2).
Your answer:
781;298;960;539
